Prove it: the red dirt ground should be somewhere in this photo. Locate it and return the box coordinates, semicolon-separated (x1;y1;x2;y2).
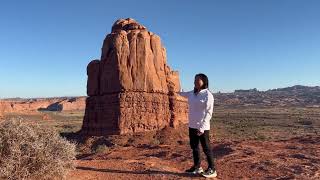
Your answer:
67;128;320;180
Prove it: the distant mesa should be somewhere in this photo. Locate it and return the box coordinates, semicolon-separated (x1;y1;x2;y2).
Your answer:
235;88;258;93
38;102;63;112
215;85;320;108
0;97;86;115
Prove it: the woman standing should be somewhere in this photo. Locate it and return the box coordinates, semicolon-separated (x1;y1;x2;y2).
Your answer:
179;73;217;178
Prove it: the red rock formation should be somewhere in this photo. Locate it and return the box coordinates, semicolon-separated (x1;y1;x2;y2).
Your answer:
59;97;86;111
81;18;188;136
0;97;86;115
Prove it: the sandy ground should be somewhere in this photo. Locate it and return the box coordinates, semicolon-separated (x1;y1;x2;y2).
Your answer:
68;135;320;179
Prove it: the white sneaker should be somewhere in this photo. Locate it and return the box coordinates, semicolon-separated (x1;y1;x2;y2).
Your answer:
202;168;217;178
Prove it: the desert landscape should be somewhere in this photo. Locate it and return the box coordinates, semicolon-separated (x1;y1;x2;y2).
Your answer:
1;85;319;179
1;2;320;179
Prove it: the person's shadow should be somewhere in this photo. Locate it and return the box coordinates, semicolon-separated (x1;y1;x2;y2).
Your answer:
76;166;202;178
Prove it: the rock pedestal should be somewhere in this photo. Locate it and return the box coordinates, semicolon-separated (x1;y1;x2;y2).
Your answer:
81;18;188;135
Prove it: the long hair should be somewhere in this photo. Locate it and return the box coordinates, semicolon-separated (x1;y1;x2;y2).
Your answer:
193;73;209;94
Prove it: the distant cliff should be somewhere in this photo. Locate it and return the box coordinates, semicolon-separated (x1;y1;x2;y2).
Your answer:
0;97;86;115
214;85;320;108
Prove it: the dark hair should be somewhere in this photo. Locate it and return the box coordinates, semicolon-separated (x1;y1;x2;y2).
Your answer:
193;73;209;94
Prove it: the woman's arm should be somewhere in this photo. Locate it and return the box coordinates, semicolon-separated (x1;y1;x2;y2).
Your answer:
178;89;193;98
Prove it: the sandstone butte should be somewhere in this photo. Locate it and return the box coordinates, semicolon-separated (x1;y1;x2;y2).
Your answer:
81;18;189;135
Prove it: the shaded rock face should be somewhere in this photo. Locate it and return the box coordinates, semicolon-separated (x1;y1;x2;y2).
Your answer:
82;18;188;135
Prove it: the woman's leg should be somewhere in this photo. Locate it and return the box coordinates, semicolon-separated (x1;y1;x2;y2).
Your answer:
199;130;215;170
189;128;201;168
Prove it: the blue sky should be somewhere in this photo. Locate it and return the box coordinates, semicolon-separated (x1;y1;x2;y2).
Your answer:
0;0;319;98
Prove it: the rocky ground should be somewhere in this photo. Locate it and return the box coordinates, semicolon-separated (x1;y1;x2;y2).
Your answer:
4;107;319;179
68;136;320;179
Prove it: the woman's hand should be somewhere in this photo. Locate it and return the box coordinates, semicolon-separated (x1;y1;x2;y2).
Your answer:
197;130;204;136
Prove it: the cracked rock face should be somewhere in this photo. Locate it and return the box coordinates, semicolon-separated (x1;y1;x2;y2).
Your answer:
82;18;188;136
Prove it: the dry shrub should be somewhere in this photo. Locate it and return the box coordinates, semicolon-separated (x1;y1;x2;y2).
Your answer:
0;118;76;180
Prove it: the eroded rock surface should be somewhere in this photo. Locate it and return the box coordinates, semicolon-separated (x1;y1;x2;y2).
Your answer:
82;18;188;135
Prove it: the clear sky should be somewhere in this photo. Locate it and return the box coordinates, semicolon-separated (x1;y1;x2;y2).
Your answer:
0;0;319;98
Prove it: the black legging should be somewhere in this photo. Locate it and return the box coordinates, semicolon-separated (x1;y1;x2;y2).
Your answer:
189;128;215;170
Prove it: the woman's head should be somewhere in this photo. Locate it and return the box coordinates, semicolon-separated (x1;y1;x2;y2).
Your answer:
194;73;209;93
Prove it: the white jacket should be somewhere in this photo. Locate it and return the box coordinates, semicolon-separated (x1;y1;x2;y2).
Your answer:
179;88;214;133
